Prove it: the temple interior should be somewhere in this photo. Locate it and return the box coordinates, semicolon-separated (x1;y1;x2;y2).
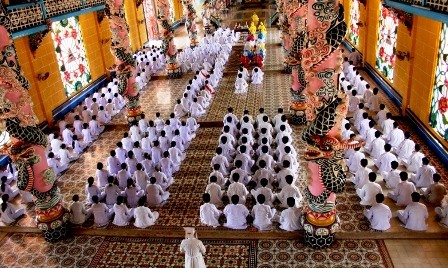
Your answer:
0;0;447;267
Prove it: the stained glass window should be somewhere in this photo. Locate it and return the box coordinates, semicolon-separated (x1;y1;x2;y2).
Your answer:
375;5;398;82
51;17;91;97
349;0;360;46
429;24;448;140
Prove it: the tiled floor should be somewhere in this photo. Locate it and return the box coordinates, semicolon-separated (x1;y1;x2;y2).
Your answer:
1;5;448;268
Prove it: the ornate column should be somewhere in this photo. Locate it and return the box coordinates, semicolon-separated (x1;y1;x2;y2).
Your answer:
300;0;362;248
157;0;181;78
105;0;144;123
285;0;307;124
0;4;70;242
201;2;213;35
278;0;291;74
182;0;198;47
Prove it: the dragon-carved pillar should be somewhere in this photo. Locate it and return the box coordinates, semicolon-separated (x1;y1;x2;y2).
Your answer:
182;0;199;47
300;0;362;248
105;0;144;124
285;0;308;124
0;4;70;242
156;0;181;78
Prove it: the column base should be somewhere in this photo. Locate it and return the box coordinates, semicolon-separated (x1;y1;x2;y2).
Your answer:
302;214;339;249
37;207;71;242
166;64;182;79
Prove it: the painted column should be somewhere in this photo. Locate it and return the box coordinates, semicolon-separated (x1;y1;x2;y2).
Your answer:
284;0;308;124
300;0;362;248
144;0;159;40
0;4;70;242
157;0;182;78
182;0;199;47
105;0;144;123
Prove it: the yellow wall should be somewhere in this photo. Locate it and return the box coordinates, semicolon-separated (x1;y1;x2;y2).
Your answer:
364;0;380;69
137;6;148;45
13;11;119;125
392;23;412;97
407;17;441;128
79;12;106;82
125;0;142;51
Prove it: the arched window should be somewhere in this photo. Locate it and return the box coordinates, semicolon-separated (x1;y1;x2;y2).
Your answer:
376;5;398;82
429;24;448;141
51;17;91;97
349;0;360;46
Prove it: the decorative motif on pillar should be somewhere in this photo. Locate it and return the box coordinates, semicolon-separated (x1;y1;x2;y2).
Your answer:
285;0;308;124
201;1;213;35
157;0;181;78
143;0;159;40
182;0;198;47
300;0;363;249
0;3;70;242
105;0;143;124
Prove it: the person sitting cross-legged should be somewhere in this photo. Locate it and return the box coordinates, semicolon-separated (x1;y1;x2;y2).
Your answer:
133;197;159;228
251;194;276;231
363;193;392;231
200;193;222;228
397;192;428;231
279;197;303;231
223;195;249;230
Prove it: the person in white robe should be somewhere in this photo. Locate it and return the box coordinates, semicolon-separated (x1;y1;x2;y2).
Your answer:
342;123;354;141
174;99;188;118
134;198;159;228
62;126;74;148
374;144;397;174
59;144;77;166
251;67;264;85
235;73;248;93
70;194;92;224
124;179;144;208
383;161;401;189
200;193;222;227
146;177;170;206
106;150;121;176
180;227;207;268
112;196;132;226
386;122;405;149
356;172;383;206
0;195;25;225
352;159;371;189
205;176;224;207
403;144;425;173
348;90;360;113
346;147;365;173
388;172;416;206
251;178;275;207
367;131;385;159
394;130;414;160
227;174;248;204
435;197;448;227
190;98;206;118
279;197;303;231
91;195;114;227
397;192;428;231
223;195;249;229
409;157;436;188
104;177;121;207
50;134;63;157
47;152;67;176
251;194;276;231
276;175;302;208
381;113;394;138
363;193;392;231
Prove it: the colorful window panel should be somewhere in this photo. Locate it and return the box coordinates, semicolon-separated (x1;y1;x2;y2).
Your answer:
51;17;91;97
349;0;360;46
375;5;398;82
429;24;448;140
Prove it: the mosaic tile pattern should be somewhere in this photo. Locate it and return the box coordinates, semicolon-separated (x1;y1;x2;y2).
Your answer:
257;239;394;268
0;233;104;267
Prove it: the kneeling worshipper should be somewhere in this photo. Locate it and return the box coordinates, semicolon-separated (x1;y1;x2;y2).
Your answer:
435;197;448;227
397;192;428;231
223;195;249;229
70;194;92;225
251;67;264;85
0;194;25;225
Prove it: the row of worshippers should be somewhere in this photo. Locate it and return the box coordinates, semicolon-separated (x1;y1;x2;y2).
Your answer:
134;45;166;90
177;27;238;74
342;101;446;231
199;107;303;231
234;66;264;94
174;34;234;118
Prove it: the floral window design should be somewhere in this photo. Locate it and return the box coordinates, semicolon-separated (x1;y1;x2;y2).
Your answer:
429;24;448;141
375;5;398;82
51;17;91;97
349;0;360;46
